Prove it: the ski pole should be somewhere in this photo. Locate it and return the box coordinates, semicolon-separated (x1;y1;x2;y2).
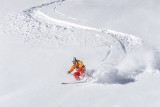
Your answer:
85;72;94;78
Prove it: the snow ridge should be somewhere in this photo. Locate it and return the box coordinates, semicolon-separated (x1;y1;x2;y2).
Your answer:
35;11;101;32
1;13;111;47
55;10;89;24
107;30;143;53
23;0;66;14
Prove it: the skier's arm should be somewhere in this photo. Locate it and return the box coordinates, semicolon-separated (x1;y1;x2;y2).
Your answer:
69;65;75;73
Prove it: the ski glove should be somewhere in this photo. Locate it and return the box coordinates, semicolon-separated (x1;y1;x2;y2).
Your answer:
67;71;71;74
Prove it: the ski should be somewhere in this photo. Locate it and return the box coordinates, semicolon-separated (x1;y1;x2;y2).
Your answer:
61;80;87;85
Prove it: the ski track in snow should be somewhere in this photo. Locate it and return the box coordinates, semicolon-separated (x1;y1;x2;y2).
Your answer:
0;0;151;84
55;10;89;24
23;0;66;14
35;11;102;32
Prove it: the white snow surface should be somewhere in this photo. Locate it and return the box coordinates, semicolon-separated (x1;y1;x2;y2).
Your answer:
0;0;160;107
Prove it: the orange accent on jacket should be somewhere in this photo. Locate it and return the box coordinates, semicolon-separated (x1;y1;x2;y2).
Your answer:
69;60;86;73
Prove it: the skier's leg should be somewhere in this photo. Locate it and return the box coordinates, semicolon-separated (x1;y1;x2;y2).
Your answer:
79;69;85;78
74;72;80;80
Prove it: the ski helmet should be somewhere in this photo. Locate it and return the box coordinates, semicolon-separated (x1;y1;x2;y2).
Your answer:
72;57;77;63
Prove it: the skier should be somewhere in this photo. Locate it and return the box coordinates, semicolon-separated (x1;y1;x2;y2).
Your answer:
68;57;86;80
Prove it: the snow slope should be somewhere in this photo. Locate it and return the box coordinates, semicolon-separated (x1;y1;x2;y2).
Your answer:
0;0;160;107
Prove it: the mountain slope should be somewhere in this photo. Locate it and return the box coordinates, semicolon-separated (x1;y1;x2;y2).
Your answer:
0;0;160;107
